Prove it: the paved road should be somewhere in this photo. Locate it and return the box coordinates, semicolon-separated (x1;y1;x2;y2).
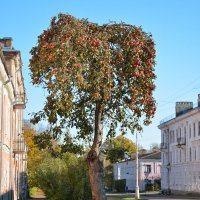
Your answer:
141;194;200;200
107;192;200;200
28;192;200;200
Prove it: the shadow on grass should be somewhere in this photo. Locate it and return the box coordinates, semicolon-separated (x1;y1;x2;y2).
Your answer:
107;197;144;200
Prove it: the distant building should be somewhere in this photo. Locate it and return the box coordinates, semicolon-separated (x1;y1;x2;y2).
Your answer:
158;95;200;195
113;151;161;191
0;38;26;200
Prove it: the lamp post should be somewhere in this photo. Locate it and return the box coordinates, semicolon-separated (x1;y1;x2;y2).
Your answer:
135;131;140;199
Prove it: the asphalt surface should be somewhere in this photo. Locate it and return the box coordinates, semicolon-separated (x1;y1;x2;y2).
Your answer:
107;192;200;200
28;192;200;200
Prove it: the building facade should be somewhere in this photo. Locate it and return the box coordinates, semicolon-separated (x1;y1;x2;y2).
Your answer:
0;38;26;200
113;151;161;191
158;96;200;195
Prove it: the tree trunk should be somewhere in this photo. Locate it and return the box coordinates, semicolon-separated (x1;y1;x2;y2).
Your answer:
87;101;107;200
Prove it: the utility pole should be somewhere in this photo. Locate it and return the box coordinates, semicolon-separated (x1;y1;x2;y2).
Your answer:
135;131;140;199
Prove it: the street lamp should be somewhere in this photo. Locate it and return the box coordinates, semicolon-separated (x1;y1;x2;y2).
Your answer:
135;131;140;199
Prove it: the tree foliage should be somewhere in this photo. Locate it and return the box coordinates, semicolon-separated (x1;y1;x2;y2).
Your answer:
23;127;46;187
60;133;84;155
30;13;156;137
106;135;136;163
35;153;91;200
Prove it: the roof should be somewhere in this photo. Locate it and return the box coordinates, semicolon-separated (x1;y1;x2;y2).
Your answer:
131;150;161;160
139;151;161;159
158;105;199;128
114;151;161;165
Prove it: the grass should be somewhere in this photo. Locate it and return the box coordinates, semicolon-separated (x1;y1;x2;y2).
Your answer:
29;187;45;198
29;187;38;196
107;196;144;200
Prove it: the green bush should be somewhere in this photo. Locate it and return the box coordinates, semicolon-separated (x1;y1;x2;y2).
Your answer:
104;165;114;191
145;183;153;191
34;153;91;200
153;179;161;191
145;179;161;191
114;179;126;192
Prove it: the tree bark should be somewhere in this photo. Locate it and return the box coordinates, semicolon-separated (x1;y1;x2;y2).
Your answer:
87;101;107;200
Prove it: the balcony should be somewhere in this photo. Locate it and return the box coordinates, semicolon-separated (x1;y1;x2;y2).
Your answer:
13;139;26;154
177;137;186;148
160;143;168;151
13;94;25;109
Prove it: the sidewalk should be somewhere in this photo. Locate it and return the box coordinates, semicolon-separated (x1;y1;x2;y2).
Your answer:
28;196;46;200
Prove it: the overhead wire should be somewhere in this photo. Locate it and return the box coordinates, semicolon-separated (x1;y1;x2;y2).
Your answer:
157;75;200;108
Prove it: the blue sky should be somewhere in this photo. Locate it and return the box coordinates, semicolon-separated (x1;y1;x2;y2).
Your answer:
1;0;200;149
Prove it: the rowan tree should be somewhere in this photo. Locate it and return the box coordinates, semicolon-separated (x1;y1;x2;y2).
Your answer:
29;13;156;200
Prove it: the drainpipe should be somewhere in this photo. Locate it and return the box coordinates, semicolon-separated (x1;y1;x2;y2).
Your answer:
9;101;13;199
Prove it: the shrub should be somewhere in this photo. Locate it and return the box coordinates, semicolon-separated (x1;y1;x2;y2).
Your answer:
153;179;161;191
35;153;91;200
104;165;114;191
114;179;126;192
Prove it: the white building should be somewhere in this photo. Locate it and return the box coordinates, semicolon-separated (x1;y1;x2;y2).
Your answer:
113;151;161;191
0;37;26;200
158;95;200;195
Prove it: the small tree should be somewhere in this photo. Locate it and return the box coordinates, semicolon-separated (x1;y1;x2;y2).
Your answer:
29;14;156;200
23;127;45;187
106;135;136;163
35;153;91;200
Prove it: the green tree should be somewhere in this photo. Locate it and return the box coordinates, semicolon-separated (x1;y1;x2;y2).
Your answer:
104;165;114;192
35;153;91;200
60;133;84;155
106;135;136;163
23;127;45;187
29;14;156;200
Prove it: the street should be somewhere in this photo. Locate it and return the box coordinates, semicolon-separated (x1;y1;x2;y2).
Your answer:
107;192;200;200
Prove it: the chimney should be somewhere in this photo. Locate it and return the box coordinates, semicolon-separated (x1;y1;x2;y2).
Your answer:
0;37;13;48
175;102;193;117
198;94;200;107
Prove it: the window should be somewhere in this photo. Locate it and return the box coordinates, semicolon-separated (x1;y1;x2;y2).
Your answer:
184;149;186;162
189;125;191;138
169;152;172;163
198;146;200;160
170;131;172;143
194;123;196;137
146;165;151;173
190;147;192;161
198;122;200;136
184;127;186;139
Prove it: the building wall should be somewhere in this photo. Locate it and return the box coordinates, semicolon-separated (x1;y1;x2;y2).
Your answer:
113;159;161;191
159;107;200;194
0;39;26;200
